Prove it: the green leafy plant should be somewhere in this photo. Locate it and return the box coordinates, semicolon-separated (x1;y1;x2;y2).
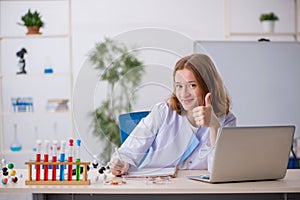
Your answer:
88;38;144;163
259;12;279;22
18;9;44;27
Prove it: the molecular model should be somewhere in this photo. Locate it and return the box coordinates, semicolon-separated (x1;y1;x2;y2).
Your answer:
1;159;22;185
91;160;126;185
90;160;110;183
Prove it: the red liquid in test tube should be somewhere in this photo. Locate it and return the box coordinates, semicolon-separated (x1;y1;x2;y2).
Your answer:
68;139;74;181
44;140;50;181
52;140;58;181
36;140;42;181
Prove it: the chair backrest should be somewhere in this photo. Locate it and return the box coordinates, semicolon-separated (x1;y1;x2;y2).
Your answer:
118;111;150;143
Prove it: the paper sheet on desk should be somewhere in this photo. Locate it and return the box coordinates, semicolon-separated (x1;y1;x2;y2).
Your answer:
124;167;177;178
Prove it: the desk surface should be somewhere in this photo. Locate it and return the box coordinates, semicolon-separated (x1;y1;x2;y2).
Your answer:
1;169;300;194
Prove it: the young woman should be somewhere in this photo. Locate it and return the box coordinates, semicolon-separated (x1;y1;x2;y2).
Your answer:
110;54;237;176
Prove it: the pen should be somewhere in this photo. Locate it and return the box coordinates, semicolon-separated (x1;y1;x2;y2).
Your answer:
115;147;129;176
115;147;123;163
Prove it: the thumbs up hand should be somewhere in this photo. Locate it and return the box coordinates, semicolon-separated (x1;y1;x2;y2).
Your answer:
192;93;221;146
192;93;215;127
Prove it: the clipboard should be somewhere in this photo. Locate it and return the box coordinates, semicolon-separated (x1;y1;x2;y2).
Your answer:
123;167;178;178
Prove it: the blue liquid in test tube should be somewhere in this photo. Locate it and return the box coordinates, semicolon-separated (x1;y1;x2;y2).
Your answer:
59;140;66;181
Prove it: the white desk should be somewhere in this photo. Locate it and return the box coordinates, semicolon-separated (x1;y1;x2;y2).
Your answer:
1;169;300;200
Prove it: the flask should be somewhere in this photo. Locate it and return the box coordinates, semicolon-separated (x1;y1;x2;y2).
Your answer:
10;124;22;152
32;126;38;152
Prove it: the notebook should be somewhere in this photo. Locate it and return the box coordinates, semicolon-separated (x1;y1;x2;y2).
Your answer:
188;125;295;183
124;167;178;178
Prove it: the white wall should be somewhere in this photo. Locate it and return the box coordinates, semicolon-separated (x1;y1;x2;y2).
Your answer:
72;0;226;160
72;0;225;78
0;0;295;163
72;0;295;77
70;0;296;160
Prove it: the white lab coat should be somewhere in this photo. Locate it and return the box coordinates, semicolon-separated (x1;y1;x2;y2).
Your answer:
115;102;236;171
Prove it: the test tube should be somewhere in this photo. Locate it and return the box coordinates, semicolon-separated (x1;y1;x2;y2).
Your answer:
67;139;74;181
59;140;66;181
44;140;50;181
52;140;58;181
36;140;42;181
75;139;81;181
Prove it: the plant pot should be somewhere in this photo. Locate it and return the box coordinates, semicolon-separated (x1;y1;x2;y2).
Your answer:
261;20;275;33
26;26;41;35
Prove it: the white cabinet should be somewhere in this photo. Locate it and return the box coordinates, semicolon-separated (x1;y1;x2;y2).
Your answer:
0;0;73;168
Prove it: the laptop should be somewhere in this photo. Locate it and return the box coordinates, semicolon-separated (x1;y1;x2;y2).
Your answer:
188;126;295;183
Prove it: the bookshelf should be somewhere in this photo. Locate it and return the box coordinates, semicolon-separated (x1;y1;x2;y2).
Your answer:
224;0;299;41
0;0;74;168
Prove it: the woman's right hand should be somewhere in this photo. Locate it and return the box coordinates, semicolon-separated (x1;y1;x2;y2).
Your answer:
110;158;129;176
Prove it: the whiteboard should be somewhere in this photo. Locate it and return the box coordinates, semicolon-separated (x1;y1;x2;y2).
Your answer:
194;41;300;137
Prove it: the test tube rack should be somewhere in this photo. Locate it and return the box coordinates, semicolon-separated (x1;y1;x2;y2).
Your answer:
25;161;90;185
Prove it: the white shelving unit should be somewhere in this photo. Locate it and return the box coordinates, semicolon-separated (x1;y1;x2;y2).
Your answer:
0;0;74;168
224;0;299;41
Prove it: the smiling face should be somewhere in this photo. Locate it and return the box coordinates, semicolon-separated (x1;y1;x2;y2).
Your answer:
174;68;203;112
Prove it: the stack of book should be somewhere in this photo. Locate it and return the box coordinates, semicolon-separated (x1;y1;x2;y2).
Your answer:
11;97;34;112
46;99;69;112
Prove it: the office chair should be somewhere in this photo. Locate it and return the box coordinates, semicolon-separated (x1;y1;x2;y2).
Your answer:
289;145;300;169
118;111;150;144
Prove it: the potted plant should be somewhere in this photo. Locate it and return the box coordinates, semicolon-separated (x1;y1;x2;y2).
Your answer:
88;38;144;163
18;9;44;35
259;12;279;33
